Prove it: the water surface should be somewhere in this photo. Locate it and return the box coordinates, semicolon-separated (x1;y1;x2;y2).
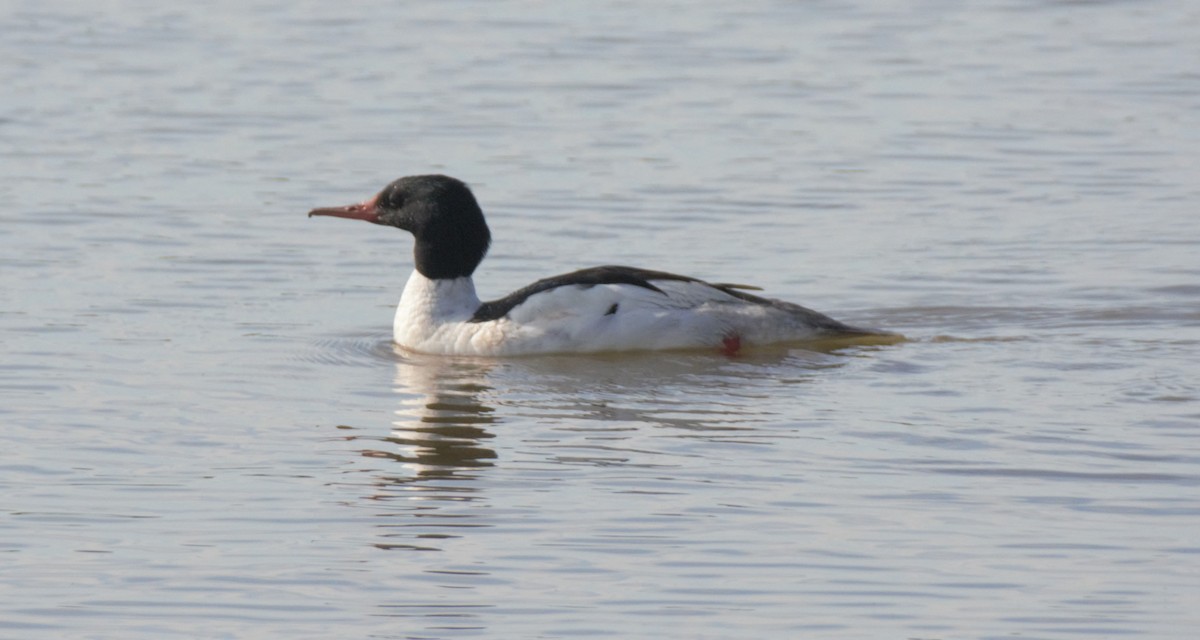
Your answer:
3;1;1199;638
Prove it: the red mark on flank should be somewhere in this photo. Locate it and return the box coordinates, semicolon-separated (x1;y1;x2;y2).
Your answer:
720;333;742;357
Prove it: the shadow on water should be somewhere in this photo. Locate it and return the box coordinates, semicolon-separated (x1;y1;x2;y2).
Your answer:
308;335;937;634
322;336;888;496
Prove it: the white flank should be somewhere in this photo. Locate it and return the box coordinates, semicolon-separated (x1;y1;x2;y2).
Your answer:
393;271;834;356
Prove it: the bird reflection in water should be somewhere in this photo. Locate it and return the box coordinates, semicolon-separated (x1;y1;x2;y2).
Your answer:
369;355;499;475
339;348;501;551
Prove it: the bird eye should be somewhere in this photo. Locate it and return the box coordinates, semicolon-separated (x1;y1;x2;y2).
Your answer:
383;190;404;209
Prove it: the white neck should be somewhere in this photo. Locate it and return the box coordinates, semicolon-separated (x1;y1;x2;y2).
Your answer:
397;270;480;320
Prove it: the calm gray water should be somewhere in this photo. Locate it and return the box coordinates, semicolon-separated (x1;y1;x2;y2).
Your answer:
3;1;1199;638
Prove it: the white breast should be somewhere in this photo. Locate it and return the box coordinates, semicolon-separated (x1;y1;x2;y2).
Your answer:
392;272;496;354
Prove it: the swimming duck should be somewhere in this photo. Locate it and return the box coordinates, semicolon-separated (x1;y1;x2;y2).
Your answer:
310;174;887;355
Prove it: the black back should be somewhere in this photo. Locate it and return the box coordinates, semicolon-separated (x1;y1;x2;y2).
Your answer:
469;265;769;322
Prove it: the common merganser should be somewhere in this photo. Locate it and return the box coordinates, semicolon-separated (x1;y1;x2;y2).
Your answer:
309;174;890;356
